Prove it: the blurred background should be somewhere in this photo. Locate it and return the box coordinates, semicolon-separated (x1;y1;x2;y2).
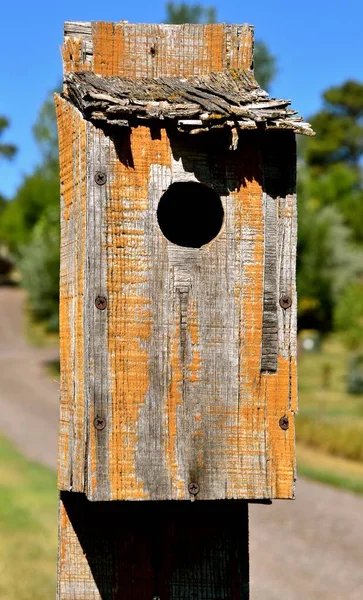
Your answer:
1;1;363;599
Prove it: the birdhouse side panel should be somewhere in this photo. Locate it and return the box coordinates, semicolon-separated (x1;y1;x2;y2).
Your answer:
56;95;88;493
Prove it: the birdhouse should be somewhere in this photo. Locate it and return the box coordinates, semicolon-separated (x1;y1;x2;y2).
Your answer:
56;21;313;503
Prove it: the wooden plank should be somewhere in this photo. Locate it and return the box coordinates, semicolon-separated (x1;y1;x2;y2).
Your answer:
62;22;254;77
58;492;249;599
55;95;88;493
57;121;297;500
84;123;112;500
261;131;297;498
261;193;278;372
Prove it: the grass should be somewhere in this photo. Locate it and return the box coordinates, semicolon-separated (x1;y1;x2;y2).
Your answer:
24;303;58;348
0;435;57;600
297;335;363;462
297;443;363;495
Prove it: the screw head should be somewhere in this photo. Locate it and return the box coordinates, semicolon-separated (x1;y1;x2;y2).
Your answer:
94;416;106;430
188;482;200;496
95;295;107;310
94;171;107;186
279;294;292;310
279;415;289;430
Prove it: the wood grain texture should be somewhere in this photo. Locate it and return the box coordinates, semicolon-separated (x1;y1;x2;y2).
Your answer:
56;95;87;493
57;124;297;501
58;492;249;600
64;69;313;136
261;193;278;372
57;23;298;503
62;22;253;78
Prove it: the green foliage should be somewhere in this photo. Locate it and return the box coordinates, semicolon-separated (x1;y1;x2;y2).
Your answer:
297;171;362;331
306;80;363;170
253;40;276;91
299;78;363;331
334;282;363;350
0;169;59;255
164;2;277;90
19;204;60;332
0;116;17;160
165;2;216;24
0;89;60;331
303;79;363;243
346;354;363;395
296;414;363;461
33;89;60;174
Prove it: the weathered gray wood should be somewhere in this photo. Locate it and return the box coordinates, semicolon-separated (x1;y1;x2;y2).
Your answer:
64;69;314;136
84;124;112;500
261;193;278;372
58;23;299;503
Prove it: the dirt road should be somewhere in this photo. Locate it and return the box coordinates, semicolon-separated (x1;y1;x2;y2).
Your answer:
1;286;362;599
0;286;59;468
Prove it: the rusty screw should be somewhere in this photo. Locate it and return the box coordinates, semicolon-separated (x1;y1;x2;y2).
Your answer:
94;416;106;430
188;482;200;496
94;171;107;186
95;295;107;310
279;415;289;430
279;294;292;310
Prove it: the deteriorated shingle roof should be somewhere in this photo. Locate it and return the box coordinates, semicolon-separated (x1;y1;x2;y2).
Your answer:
65;68;314;137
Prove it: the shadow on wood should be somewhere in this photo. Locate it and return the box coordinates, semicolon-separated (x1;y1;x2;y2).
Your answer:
59;492;249;599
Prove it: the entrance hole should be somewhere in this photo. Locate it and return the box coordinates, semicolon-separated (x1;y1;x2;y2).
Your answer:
156;182;224;248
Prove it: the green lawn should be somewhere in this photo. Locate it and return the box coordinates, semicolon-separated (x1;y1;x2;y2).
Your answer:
297;335;363;461
297;442;363;495
0;436;57;600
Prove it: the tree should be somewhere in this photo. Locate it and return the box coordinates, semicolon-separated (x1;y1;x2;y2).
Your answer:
164;2;276;90
0;89;60;330
297;173;362;332
0;116;16;160
298;80;363;332
165;1;216;24
303;80;363;242
306;81;363;171
253;40;276;92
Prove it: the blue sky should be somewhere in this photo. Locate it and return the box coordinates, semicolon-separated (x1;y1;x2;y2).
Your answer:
1;1;362;199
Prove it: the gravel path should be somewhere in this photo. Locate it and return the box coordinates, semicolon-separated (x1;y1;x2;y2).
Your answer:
1;286;362;599
0;286;59;468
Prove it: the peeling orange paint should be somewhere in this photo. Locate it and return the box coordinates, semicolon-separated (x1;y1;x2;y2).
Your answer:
93;21;123;76
204;24;225;72
57;22;296;503
105;127;171;499
56;96;87;492
62;37;91;74
262;355;296;498
90;22;254;78
228;149;266;498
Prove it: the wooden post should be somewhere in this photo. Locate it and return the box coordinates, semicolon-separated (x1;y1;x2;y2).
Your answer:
56;21;312;598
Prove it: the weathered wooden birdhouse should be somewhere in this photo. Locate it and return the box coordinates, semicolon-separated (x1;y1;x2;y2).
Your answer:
56;21;313;503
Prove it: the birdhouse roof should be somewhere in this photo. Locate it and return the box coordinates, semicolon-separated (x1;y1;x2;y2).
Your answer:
65;68;314;137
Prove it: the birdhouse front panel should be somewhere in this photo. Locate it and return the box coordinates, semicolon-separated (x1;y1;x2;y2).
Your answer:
56;21;312;501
